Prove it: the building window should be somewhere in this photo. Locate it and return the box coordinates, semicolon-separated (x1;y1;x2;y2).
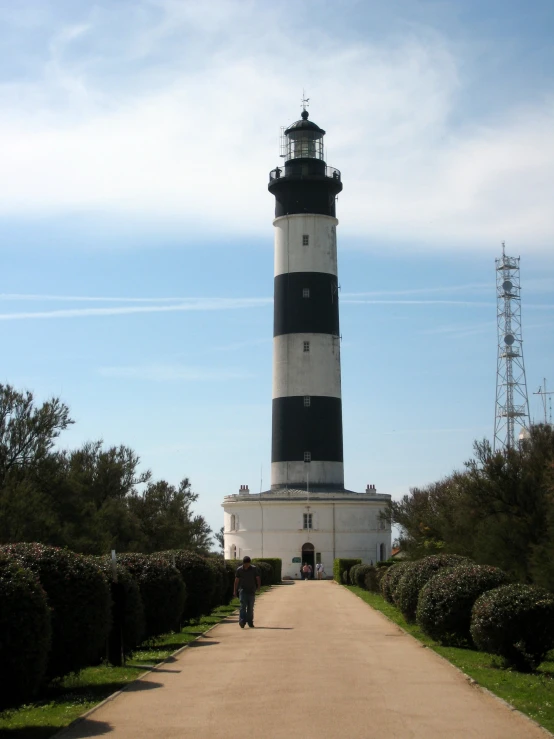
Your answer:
302;234;309;246
378;518;386;531
303;513;313;529
230;544;237;559
379;543;386;562
230;514;236;531
302;288;310;298
303;341;310;352
303;395;311;407
304;451;311;462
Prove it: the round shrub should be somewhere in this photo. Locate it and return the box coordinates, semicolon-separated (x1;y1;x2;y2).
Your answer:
163;550;215;622
396;555;471;623
361;566;379;592
118;554;186;638
207;558;228;609
374;566;388;590
95;558;145;654
381;562;411;604
351;564;375;589
417;564;509;646
1;543;111;679
471;584;554;672
0;556;51;707
349;564;362;585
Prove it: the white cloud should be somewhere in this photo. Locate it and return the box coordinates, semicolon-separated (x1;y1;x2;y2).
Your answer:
0;296;272;320
0;2;552;251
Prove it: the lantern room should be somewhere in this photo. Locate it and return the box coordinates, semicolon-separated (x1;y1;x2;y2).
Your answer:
283;110;325;161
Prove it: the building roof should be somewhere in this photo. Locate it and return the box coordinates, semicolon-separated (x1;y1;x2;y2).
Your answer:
223;487;391;503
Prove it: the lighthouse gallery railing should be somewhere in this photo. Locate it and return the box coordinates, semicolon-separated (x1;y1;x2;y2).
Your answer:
269;166;341;184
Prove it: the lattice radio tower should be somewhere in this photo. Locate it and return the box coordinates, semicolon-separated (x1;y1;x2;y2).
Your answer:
494;243;530;452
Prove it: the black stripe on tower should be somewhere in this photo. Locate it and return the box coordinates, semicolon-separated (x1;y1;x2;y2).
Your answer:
274;272;339;337
268;160;342;218
271;396;343;463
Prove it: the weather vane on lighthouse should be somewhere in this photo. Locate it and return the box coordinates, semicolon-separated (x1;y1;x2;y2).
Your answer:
301;90;310;114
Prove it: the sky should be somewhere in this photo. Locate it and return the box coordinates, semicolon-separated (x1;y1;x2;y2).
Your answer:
1;0;553;542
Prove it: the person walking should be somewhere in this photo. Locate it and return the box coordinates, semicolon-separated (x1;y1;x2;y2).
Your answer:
316;562;324;580
301;562;310;580
234;556;261;628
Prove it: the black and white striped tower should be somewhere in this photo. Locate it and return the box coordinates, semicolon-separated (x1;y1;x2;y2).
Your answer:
268;105;344;491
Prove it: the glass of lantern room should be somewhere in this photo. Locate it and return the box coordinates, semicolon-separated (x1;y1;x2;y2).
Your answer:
286;129;324;161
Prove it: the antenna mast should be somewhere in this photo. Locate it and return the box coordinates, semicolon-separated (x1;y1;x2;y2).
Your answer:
493;243;530;451
533;379;554;425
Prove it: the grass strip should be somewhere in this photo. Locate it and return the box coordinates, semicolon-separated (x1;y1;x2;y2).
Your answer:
0;588;271;738
347;585;554;735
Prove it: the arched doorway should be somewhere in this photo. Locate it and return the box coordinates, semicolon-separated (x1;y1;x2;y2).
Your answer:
301;542;315;579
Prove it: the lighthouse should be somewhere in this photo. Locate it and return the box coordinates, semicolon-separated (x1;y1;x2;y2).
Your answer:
222;104;391;578
268;106;344;492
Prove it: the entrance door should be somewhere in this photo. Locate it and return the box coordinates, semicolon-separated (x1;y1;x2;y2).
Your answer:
301;542;315;579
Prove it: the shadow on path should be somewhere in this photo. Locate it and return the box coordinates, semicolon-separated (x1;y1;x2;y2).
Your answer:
59;718;113;737
186;640;220;648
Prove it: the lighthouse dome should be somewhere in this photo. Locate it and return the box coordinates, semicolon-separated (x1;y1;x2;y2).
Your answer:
284;109;326;136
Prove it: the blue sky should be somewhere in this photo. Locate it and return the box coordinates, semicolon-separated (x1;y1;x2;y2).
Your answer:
1;0;553;539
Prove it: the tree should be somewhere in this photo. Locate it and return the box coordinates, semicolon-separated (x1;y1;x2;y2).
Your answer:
388;424;554;587
214;526;224;551
0;385;72;487
128;478;213;553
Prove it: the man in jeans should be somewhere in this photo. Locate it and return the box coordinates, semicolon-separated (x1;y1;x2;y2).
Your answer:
234;556;261;628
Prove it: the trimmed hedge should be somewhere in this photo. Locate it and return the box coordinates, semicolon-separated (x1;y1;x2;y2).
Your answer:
381;562;411;604
253;560;273;586
118;553;186;638
1;543;111;679
253;558;282;584
334;558;362;583
95;558;145;654
163;550;216;622
0;556;51;707
224;560;238;601
417;564;509;646
471;584;554;672
396;555;470;623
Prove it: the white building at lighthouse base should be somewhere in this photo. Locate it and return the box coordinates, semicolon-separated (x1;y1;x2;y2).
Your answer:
222;485;391;579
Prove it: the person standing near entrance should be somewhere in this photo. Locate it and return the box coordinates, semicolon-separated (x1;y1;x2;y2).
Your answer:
316;562;324;580
302;562;310;580
234;556;261;628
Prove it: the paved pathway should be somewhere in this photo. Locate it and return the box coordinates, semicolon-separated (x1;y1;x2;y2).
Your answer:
60;581;548;739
